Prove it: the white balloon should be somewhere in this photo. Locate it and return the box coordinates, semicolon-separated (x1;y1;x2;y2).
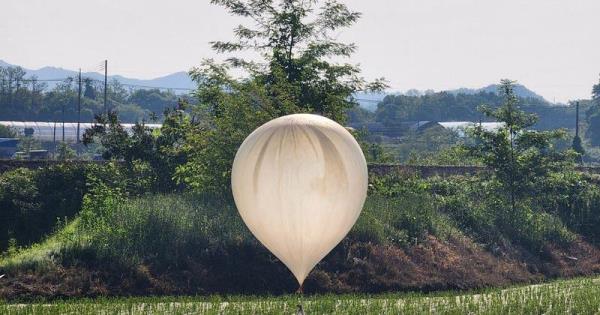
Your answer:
231;114;368;285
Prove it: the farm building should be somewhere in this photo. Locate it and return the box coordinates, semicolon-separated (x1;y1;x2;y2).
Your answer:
0;138;19;158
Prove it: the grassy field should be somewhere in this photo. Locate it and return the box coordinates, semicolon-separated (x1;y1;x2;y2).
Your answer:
1;277;598;314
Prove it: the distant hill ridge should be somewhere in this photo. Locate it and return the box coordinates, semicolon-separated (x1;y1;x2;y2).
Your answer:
449;84;547;101
1;60;547;108
0;60;195;91
355;84;548;111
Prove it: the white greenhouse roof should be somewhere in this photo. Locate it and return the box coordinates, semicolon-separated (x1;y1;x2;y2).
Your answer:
438;121;504;136
0;121;161;142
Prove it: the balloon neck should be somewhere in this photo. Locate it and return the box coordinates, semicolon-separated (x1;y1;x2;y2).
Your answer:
296;283;304;295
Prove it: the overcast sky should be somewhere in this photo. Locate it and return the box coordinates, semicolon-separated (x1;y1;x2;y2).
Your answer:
1;0;599;102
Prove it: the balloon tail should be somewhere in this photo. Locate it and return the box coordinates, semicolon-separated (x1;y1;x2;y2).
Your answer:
296;283;304;294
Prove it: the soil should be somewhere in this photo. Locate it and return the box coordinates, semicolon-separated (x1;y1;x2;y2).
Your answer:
1;235;599;301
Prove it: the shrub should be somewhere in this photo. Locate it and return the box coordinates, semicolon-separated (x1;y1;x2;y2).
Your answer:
0;165;87;251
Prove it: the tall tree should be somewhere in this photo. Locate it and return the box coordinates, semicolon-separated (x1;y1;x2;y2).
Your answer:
467;80;574;214
593;74;600;104
205;0;386;122
586;75;600;146
83;78;97;100
177;0;386;193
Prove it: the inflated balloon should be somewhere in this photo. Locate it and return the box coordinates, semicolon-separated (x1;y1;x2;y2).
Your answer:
231;113;368;287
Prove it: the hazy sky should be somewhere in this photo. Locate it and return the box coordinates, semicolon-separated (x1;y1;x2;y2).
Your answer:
1;0;599;102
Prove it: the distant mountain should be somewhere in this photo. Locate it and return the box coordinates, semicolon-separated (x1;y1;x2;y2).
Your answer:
448;84;547;102
2;60;549;106
0;60;195;92
355;84;549;112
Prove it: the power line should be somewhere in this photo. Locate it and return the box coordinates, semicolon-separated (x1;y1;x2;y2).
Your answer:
16;79;74;82
117;83;194;91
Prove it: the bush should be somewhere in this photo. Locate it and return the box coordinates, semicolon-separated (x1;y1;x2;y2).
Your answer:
372;173;581;251
538;171;600;243
72;182;445;268
0;168;39;250
0;165;86;251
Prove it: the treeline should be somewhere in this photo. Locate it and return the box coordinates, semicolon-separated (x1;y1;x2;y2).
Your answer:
372;91;583;130
587;80;600;146
0;65;185;123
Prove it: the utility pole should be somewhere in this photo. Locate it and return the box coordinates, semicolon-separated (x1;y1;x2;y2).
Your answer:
575;101;580;138
31;80;35;110
103;59;108;115
77;69;82;143
62;100;65;142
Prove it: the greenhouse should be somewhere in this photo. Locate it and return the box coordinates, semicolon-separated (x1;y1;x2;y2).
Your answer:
0;121;162;142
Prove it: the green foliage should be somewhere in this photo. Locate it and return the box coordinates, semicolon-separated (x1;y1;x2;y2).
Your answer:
208;0;386;121
537;171;600;243
369;172;581;251
73;173;443;268
361;142;395;164
0;165;86;251
79;192;248;267
129;88;178;117
593;75;600;103
0;169;39;249
351;191;441;246
176;68;276;194
374;90;569;131
586;106;600;147
83;105;189;192
467;80;575;210
177;0;385;195
16;135;41;155
405;146;480;166
572;135;585;162
354;130;395;163
393;127;465;164
0;65;184;123
56;142;76;160
0;125;16;138
584;76;600;147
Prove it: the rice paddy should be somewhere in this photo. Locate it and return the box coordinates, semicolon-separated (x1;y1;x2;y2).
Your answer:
1;276;598;314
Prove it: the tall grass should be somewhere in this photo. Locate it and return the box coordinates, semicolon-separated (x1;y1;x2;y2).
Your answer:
0;185;451;276
81;193;251;267
1;173;582;274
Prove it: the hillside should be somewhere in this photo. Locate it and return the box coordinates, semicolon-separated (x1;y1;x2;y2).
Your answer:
1;172;599;300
